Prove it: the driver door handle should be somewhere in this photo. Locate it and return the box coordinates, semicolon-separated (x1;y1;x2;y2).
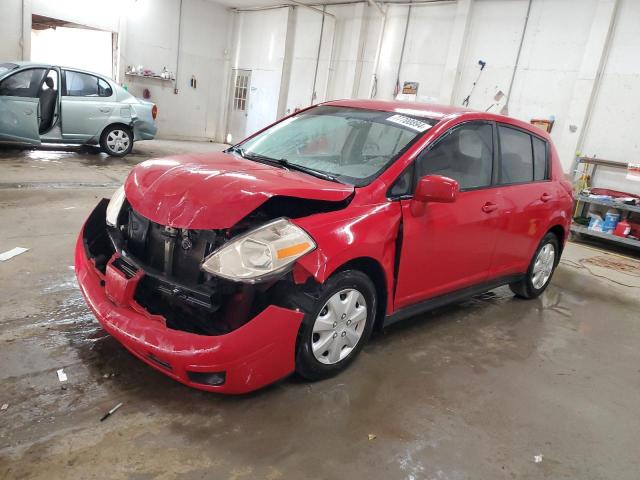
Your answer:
482;202;498;213
540;193;552;202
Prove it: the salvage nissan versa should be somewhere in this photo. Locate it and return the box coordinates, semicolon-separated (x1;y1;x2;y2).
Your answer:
75;100;573;393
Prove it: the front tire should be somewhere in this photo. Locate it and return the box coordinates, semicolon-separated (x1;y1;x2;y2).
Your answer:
295;270;376;381
510;232;559;299
100;125;133;157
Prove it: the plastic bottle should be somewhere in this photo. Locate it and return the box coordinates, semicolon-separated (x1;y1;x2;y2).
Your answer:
602;209;620;233
613;219;631;237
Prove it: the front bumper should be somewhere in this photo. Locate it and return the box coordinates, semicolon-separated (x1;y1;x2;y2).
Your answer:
74;209;304;394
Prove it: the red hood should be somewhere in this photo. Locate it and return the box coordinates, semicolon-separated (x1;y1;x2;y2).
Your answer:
124;152;354;229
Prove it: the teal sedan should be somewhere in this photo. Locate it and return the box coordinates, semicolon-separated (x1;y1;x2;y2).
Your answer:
0;62;157;156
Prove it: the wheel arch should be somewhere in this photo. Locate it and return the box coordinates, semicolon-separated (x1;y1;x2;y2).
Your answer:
99;122;133;142
334;256;388;331
547;224;565;257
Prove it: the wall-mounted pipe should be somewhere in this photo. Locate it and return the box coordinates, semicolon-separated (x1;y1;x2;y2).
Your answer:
394;1;412;96
502;0;532;113
231;0;453;13
232;0;336;18
174;0;183;94
311;5;327;104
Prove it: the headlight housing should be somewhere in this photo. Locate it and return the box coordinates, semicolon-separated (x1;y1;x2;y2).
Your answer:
201;218;315;283
106;185;126;227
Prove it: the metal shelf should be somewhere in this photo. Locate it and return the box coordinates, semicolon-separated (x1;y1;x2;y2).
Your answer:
125;72;173;81
571;224;640;249
575;194;640;214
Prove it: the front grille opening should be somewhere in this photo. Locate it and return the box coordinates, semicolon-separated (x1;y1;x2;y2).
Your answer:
134;275;272;336
84;201;283;337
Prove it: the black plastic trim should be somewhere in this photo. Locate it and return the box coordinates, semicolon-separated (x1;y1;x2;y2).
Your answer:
384;274;525;327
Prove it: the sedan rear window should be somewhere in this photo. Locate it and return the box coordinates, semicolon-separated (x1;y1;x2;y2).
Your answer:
238;106;437;186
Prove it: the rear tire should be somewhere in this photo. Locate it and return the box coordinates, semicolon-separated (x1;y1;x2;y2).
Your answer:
510;232;560;299
100;125;133;157
295;270;376;381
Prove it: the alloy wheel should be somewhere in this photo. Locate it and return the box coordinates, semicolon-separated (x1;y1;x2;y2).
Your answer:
311;288;367;365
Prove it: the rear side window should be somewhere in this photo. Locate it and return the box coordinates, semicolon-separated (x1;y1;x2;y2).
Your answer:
64;71;112;97
498;126;533;184
532;136;548;181
0;68;47;97
416;122;493;190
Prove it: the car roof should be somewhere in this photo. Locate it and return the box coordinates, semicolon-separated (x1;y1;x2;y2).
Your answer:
322;99;551;140
323;99;475;118
7;61;112;79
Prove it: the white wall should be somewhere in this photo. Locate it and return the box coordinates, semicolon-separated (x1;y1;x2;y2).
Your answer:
0;0;26;60
581;0;640;193
123;0;231;141
231;8;289;136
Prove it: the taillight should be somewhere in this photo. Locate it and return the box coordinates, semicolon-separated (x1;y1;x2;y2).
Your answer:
152;104;158;120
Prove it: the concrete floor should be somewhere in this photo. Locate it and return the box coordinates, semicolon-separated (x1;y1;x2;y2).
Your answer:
1;140;639;480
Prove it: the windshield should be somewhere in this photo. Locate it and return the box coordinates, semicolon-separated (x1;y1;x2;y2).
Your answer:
237;106;438;186
0;63;18;76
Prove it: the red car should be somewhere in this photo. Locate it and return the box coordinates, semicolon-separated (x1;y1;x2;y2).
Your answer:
76;100;573;393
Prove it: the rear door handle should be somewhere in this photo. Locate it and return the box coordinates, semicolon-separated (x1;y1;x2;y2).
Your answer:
540;193;552;202
482;202;498;213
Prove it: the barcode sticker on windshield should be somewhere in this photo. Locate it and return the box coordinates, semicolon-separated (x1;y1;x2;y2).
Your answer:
386;114;432;132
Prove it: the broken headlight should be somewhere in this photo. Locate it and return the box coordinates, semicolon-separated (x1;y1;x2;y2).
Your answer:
201;218;315;283
106;185;126;227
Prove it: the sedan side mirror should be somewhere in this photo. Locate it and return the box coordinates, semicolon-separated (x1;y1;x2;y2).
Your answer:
414;175;459;203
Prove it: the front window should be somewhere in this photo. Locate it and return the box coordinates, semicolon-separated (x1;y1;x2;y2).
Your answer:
237;106;437;185
0;68;47;97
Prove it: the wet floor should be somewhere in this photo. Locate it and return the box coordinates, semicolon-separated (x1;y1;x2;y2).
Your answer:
1;141;639;479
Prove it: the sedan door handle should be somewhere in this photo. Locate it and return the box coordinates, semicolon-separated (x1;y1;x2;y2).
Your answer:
99;107;112;113
540;193;552;202
24;109;34;115
482;202;498;213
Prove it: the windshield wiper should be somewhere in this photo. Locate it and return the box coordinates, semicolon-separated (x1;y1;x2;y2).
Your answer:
227;146;340;183
274;158;340;183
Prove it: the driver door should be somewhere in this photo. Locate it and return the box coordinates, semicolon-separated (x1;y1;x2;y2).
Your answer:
0;68;47;145
394;121;500;309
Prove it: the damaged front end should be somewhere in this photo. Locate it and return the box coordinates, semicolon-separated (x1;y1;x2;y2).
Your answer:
83;193;350;337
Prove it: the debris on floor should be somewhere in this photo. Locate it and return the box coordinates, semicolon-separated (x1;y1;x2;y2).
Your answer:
368;434;377;441
534;454;543;464
0;247;29;262
100;402;124;422
56;368;68;382
1;403;8;411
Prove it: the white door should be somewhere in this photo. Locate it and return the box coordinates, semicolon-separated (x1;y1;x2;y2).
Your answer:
227;69;251;143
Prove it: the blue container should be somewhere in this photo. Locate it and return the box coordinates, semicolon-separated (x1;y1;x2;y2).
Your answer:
603;211;620;233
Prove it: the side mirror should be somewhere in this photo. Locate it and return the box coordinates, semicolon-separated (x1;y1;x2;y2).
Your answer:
414;175;459;203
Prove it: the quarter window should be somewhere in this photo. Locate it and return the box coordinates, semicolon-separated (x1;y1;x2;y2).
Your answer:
0;68;47;97
64;71;112;97
498;126;534;184
416;123;493;190
532;136;548;181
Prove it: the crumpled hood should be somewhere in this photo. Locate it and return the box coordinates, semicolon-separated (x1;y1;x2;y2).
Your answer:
124;152;354;229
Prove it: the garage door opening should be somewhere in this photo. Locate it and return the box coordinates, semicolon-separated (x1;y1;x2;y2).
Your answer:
30;15;115;79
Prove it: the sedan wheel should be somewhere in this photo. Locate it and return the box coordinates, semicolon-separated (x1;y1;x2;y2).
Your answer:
311;288;367;365
105;129;131;155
